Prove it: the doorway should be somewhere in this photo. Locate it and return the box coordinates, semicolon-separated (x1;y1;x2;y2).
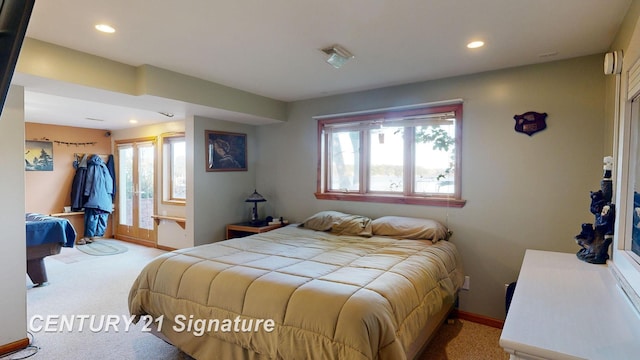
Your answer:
115;138;156;246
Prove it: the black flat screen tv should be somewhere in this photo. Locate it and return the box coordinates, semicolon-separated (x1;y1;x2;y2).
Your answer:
0;0;35;117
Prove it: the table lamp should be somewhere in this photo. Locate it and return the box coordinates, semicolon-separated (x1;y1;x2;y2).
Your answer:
245;189;266;225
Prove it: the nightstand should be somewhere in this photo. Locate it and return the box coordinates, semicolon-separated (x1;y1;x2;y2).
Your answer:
226;221;283;239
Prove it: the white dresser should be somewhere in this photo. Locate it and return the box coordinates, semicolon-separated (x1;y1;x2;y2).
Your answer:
499;249;640;359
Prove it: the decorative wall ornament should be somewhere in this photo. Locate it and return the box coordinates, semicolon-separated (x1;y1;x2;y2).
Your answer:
32;136;97;147
205;130;247;172
513;111;547;136
25;140;54;171
574;156;615;264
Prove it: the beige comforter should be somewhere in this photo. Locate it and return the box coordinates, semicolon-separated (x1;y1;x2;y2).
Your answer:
128;225;463;359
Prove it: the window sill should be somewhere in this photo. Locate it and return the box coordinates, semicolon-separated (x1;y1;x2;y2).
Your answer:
314;192;466;207
161;200;186;206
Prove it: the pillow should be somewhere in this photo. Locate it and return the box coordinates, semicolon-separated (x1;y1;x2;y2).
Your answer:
301;211;346;231
371;216;450;242
330;214;373;237
301;211;373;237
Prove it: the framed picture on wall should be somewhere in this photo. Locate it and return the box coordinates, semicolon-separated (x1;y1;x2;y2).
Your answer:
205;130;247;172
25;140;53;171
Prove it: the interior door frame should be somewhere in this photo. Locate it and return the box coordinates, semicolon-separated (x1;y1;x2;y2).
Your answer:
114;136;157;247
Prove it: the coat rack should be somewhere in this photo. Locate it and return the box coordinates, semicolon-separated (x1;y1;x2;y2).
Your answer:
32;136;97;147
74;153;110;163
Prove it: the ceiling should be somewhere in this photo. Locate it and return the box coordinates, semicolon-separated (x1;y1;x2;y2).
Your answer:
14;0;633;130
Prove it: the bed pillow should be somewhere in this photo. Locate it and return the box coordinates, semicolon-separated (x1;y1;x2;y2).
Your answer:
301;211;373;237
371;216;450;242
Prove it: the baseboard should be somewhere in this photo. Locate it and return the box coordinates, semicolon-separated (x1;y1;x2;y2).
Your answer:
157;244;177;252
453;309;504;329
113;235;178;252
0;337;29;356
113;235;157;248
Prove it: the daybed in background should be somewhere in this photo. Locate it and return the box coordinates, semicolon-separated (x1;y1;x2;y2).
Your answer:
129;211;464;359
26;213;76;285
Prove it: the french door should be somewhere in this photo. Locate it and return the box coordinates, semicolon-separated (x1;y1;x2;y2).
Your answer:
115;138;156;245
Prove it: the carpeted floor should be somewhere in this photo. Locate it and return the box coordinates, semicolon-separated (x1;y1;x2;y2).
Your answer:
74;239;128;256
419;318;509;359
11;240;508;360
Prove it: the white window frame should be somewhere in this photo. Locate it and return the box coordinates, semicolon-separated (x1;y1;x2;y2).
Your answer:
611;57;640;312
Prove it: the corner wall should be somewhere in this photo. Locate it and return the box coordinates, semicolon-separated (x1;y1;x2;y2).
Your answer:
257;55;606;319
0;86;27;349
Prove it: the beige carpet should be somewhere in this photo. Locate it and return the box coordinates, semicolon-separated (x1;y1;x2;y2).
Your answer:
419;318;509;360
75;239;128;256
15;240;507;360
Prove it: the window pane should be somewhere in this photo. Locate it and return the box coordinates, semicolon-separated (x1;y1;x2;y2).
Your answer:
329;131;359;191
414;122;455;194
138;144;154;230
118;146;133;226
171;140;186;199
369;127;404;192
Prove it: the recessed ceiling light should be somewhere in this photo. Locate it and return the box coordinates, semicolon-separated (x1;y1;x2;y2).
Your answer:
129;119;138;124
95;24;116;33
467;41;485;49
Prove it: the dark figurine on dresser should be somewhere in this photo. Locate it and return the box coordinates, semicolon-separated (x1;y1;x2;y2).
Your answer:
575;156;615;264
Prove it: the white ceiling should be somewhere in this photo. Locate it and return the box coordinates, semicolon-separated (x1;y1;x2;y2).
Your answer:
15;0;633;130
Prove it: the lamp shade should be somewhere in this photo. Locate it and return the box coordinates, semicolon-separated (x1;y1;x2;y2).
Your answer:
246;190;266;225
245;189;266;203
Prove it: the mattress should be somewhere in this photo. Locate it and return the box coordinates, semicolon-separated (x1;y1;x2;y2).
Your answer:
128;225;464;359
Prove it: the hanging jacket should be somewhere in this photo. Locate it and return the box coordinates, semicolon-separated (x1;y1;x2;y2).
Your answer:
83;155;114;213
106;154;117;201
70;154;89;211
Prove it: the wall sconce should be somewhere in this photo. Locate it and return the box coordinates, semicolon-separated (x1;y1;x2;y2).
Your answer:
321;45;354;69
245;189;266;225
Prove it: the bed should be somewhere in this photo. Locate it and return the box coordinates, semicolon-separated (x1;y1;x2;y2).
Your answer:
128;212;464;359
26;213;76;285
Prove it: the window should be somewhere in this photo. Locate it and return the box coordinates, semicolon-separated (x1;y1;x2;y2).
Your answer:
612;58;640;312
161;133;186;204
315;103;465;207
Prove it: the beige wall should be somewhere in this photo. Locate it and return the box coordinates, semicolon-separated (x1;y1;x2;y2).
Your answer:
24;123;113;237
257;55;607;320
17;39;287;124
190;115;258;246
0;86;27;348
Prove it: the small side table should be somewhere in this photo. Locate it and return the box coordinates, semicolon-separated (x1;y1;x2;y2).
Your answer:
226;222;283;239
